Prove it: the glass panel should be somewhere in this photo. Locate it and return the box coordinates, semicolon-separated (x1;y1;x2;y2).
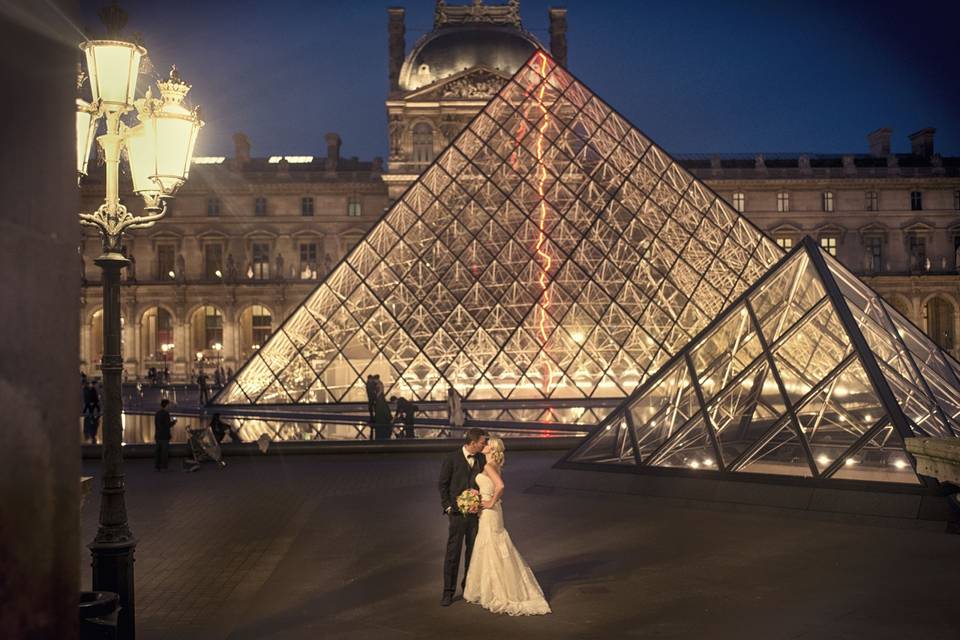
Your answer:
794;359;884;473
772;303;850;406
828;422;919;484
737;420;813;478
648;413;719;470
710;360;782;465
627;362;698;461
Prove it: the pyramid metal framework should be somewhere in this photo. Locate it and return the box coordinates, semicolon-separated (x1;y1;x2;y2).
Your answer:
214;51;784;414
563;238;960;485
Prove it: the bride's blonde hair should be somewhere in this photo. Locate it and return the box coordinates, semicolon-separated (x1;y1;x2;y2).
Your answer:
486;437;505;467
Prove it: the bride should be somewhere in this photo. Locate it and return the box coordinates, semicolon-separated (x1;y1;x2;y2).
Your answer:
463;437;551;616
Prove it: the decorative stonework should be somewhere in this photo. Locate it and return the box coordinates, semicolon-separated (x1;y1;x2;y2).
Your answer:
439;69;508;98
905;438;960;486
435;0;521;28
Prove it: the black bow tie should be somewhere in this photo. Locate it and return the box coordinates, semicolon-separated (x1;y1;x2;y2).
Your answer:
467;454;475;459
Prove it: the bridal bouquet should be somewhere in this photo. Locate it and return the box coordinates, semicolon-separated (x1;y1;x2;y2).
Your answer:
456;489;481;514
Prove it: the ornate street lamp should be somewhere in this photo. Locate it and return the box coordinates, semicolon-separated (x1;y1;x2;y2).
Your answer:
77;5;202;638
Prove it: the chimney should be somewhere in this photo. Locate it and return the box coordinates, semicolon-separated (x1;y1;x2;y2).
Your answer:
548;8;568;67
233;132;251;165
388;8;405;92
867;128;891;157
325;132;341;172
908;127;935;158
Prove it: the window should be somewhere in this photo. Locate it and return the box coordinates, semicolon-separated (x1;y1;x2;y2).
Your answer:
908;235;927;271
347;195;362;217
412;122;433;164
910;191;923;211
776;191;790;213
203;306;223;349
206;197;221;217
776;237;793;251
251;242;270;280
251;305;272;349
865;190;879;211
203;243;223;279
954;190;960;210
301;196;314;216
819;236;837;257
732;192;745;213
157;244;176;280
822;191;834;212
299;242;318;279
254;197;267;216
864;236;883;274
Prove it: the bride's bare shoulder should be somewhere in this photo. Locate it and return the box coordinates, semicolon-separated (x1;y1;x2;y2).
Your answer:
484;463;505;486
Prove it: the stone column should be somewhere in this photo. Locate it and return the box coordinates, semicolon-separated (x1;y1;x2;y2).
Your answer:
222;307;239;371
173;319;190;381
0;2;80;637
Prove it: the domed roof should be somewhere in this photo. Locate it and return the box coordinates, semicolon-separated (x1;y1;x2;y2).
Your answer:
399;26;542;92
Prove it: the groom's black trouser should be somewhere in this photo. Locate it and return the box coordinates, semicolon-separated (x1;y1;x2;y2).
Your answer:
443;513;479;596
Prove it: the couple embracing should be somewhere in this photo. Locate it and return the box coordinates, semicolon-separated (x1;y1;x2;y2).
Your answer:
438;428;551;616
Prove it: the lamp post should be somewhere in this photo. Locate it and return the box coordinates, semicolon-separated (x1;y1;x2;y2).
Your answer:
77;6;202;638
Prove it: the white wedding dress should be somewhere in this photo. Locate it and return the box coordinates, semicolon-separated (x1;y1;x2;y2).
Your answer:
463;472;551;616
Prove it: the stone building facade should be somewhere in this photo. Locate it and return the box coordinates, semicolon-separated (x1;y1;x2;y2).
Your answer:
78;1;960;381
79;134;389;380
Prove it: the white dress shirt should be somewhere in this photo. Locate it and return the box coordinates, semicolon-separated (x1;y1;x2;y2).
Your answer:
462;445;476;468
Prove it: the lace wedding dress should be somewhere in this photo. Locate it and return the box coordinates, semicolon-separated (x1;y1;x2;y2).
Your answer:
463;472;551;616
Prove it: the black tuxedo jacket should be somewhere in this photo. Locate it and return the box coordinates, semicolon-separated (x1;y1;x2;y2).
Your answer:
438;448;486;514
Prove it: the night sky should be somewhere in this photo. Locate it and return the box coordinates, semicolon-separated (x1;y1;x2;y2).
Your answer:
78;0;960;160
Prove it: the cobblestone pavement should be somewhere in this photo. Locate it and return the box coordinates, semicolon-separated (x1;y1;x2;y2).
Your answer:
81;450;960;640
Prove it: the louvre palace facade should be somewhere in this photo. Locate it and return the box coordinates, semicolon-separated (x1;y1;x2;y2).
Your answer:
78;1;960;384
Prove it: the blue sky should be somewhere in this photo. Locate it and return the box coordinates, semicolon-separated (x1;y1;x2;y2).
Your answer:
80;0;960;159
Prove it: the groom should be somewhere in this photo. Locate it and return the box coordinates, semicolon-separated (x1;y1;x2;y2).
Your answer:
438;427;488;606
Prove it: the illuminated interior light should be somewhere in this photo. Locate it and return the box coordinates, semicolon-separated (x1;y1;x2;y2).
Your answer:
817;454;831;466
844;458;857;466
893;459;908;470
571;330;585;344
864;414;872;423
192;156;225;164
268;155;314;163
168;270;175;279
689;460;700;469
703;458;714;466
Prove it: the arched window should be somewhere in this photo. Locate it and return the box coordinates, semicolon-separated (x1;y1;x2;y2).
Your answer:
239;305;273;358
925;297;955;352
412;122;434;164
142;307;175;364
191;305;223;355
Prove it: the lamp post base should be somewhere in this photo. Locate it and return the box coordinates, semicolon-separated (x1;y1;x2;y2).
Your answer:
89;538;137;639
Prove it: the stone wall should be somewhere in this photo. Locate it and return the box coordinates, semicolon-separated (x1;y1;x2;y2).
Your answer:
0;1;80;637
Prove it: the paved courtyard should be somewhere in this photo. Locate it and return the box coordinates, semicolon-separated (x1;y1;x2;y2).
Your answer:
81;449;960;640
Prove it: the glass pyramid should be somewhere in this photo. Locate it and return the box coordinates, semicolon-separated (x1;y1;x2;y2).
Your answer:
214;51;782;411
564;237;960;485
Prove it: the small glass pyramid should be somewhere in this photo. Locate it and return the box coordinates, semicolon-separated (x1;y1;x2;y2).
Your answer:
564;238;960;485
213;51;783;411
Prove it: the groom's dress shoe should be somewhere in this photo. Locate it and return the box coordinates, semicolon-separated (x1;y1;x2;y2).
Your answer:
441;595;453;607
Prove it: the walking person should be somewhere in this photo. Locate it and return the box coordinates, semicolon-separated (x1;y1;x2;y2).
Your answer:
82;380;100;416
82;407;100;444
154;399;175;471
198;371;209;405
373;391;393;441
396;397;420;439
210;413;242;444
365;374;378;429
